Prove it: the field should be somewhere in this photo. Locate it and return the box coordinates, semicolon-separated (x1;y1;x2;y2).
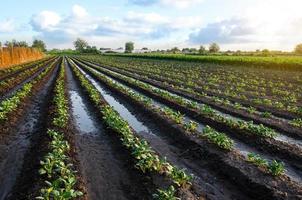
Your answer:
0;54;302;200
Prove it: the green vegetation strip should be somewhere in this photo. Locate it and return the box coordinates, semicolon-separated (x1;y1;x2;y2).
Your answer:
76;59;288;178
247;153;285;176
78;61;277;138
37;60;83;199
69;60;193;199
78;61;234;150
0;59;58;121
108;54;302;71
0;60;49;93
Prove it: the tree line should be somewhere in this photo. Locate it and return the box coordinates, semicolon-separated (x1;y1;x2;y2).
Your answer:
0;39;46;52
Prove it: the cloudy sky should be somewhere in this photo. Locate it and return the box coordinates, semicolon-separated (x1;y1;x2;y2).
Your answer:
0;0;301;51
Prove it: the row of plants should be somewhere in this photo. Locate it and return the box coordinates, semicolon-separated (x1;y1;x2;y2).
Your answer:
0;58;52;94
0;56;51;77
247;153;285;176
76;57;301;136
68;59;193;199
109;53;302;71
76;55;302;118
76;59;278;139
0;58;59;122
115;64;302;130
37;60;83;200
77;61;234;151
73;59;288;179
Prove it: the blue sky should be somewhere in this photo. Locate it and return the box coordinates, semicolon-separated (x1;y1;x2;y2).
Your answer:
1;0;302;51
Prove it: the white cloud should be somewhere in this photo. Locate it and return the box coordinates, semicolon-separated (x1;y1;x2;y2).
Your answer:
72;4;88;19
31;11;61;31
128;0;203;8
0;19;15;33
30;5;202;48
161;0;203;9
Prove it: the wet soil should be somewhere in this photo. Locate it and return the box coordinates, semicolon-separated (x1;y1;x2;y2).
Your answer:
0;61;60;200
78;58;302;140
71;58;302;199
66;61;155;200
77;59;302;173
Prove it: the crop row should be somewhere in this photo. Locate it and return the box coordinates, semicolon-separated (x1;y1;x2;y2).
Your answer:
37;59;83;200
0;58;59;122
74;59;287;177
75;59;278;139
76;60;234;151
79;55;302;119
75;59;302;171
0;57;50;78
78;57;301;132
110;53;302;71
0;59;51;94
85;60;302;138
68;59;194;199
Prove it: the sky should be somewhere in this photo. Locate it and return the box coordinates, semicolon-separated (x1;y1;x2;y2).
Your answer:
0;0;302;51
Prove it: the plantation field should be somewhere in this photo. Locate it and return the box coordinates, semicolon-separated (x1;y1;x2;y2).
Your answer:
0;55;302;200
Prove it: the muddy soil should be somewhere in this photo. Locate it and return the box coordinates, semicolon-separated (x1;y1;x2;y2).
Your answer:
71;61;255;200
0;62;60;200
66;62;155;200
72;58;302;199
78;58;302;140
77;59;302;172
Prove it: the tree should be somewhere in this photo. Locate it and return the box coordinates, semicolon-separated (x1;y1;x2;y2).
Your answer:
199;45;206;54
209;43;220;53
5;40;13;48
32;39;46;52
16;41;28;47
74;38;88;52
294;44;302;54
261;49;270;56
125;42;134;53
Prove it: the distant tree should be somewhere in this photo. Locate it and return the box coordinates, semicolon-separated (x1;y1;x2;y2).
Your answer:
32;39;46;52
189;48;197;53
171;47;180;54
182;48;190;53
142;47;148;50
209;43;220;53
74;38;88;52
294;44;302;54
261;49;270;56
16;41;28;47
125;42;134;53
199;45;206;54
4;40;14;48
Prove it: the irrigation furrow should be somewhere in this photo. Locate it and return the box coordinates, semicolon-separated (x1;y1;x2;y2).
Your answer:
0;59;60;200
72;58;302;171
77;57;302;140
0;57;58;102
66;59;157;200
69;58;302;199
72;58;302;184
0;57;54;82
